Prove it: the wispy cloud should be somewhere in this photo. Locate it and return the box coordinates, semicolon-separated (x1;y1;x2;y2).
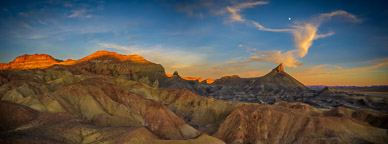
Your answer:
28;34;44;39
241;10;359;67
291;57;388;85
21;22;31;29
169;0;267;20
223;1;268;22
248;49;303;67
68;9;87;18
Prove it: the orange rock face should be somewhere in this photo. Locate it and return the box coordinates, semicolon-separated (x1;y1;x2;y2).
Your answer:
0;50;151;70
0;54;59;70
60;50;151;65
204;79;216;84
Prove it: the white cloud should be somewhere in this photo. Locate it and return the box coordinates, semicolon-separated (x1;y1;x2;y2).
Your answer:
21;22;31;29
68;9;87;18
28;34;44;39
223;1;268;22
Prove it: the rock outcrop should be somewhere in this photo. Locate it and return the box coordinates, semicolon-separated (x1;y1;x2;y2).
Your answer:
0;54;59;70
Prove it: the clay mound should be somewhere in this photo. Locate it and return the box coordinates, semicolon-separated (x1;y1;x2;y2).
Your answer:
213;102;388;144
1;51;387;144
115;79;245;134
324;106;388;129
0;100;38;131
0;54;59;70
52;78;200;140
0;100;224;144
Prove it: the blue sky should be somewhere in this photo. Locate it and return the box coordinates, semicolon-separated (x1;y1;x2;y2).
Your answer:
0;0;387;85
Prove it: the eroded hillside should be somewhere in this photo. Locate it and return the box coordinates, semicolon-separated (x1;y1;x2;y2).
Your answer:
0;51;387;144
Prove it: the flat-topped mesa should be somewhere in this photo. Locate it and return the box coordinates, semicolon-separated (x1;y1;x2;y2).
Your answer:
13;54;58;63
0;54;59;70
220;75;240;80
61;50;151;65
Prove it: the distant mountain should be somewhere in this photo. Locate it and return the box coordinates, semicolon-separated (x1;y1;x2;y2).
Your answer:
252;63;307;91
160;63;309;104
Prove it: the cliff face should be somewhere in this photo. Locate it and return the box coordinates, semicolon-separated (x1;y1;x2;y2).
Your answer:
0;54;59;70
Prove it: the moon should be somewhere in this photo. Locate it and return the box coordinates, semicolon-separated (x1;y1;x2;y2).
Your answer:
288;17;291;20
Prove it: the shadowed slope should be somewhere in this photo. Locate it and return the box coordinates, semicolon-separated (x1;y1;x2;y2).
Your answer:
213;102;388;144
0;101;224;144
49;78;201;140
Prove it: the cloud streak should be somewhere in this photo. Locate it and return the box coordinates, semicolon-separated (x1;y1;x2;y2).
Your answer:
246;10;360;67
224;1;268;22
68;9;94;18
291;58;388;85
68;9;86;18
170;1;361;68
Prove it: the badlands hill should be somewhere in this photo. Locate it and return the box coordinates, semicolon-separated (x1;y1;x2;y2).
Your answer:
0;51;387;143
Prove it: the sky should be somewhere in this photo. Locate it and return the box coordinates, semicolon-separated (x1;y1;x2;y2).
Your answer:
0;0;387;86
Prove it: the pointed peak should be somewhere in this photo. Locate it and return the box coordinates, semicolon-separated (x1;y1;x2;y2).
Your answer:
173;71;179;76
321;87;335;93
273;63;284;72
